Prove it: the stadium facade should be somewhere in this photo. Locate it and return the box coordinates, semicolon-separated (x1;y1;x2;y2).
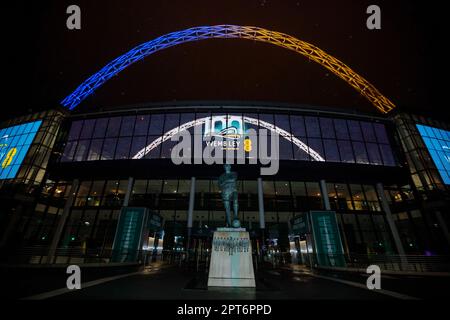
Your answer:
0;102;449;265
0;25;449;267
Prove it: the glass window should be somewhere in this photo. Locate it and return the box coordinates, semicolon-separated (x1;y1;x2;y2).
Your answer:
305;181;323;209
134;115;150;136
305;116;321;138
308;138;324;160
87;139;103;161
319;117;335;139
93;118;108;138
120;116;135;137
80;119;96;139
366;143;382;165
352;141;369;164
323;139;340;162
148;114;165;135
147;180;162;193
106;117;122;137
101;138;117;160
334;183;353;210
144;136;161;159
115;137;132;159
360;122;377;142
74;140;90;162
337;140;355;163
262;180;275;195
349;184;367;210
274;114;290;132
290;115;306;137
76;181;91;197
375;124;389;143
180;113;196;127
68;121;83;141
279;135;293;160
130;136;147;159
334;119;350;140
164;114;180;132
132;180;147;194
62;141;77;162
275;181;290;196
347;120;363;141
379;144;396;166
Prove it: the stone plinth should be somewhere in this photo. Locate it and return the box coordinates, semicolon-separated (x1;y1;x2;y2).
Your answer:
207;228;256;287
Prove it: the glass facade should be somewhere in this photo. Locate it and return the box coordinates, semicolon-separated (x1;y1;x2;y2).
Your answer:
59;112;397;166
20;176;433;256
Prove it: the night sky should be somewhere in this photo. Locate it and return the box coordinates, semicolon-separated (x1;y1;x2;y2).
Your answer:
2;0;445;120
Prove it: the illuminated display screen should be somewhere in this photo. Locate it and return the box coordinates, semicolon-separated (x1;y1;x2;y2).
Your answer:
0;120;42;180
416;124;450;185
61;112;397;167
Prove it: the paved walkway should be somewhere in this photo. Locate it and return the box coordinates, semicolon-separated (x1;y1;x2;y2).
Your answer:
42;263;397;300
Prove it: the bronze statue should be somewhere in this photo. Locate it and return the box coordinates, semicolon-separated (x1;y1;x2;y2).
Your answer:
218;164;240;228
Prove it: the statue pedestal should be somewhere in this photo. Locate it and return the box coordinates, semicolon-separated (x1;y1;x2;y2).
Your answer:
207;228;256;287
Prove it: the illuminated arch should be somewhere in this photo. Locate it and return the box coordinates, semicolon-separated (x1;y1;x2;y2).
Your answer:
61;25;396;113
132;116;325;161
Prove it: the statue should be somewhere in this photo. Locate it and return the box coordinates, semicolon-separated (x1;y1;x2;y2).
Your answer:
218;164;241;228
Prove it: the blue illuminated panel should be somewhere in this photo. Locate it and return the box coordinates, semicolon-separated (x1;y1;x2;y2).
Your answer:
0;120;42;180
416;124;450;185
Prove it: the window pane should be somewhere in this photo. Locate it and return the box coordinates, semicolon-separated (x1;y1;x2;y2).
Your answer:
320;117;335;139
134;115;150;136
74;140;90;161
87;139;103;161
130;136;147;159
367;143;382;165
323;139;340;162
106;117;121;137
360;122;377;142
80;119;96;139
115;137;132;159
363;184;378;201
374;123;389;144
93;118;108;138
120;116;135;137
380;144;396;166
308;138;324;161
305;116;321;138
275;181;290;195
347;120;363;141
62;141;77;162
68;121;83;141
144;136;162;158
334;119;349;140
148;114;165;135
101;138;117;160
352;141;369;164
290;115;306;137
337;140;355;163
274;114;290;132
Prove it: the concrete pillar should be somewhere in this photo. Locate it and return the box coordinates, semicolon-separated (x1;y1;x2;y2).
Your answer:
376;182;408;267
46;179;79;264
123;177;134;207
319;179;331;211
257;178;265;229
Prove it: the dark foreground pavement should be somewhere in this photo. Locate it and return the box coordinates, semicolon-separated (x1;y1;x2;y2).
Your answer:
7;262;449;300
44;263;394;300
